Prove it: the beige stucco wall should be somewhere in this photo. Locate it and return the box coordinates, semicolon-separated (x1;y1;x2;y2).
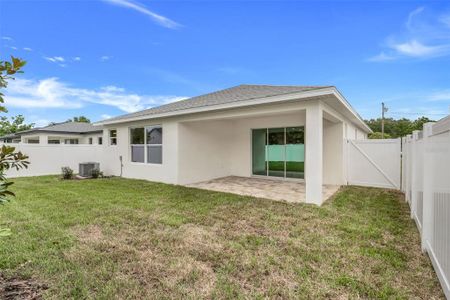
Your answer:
323;120;345;185
103;120;179;184
178;120;233;184
101;98;369;190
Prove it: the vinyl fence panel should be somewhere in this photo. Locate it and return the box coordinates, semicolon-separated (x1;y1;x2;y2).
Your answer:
1;143;121;178
404;117;450;299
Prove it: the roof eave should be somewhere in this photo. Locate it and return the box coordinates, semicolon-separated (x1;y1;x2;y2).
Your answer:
94;87;372;133
94;87;335;126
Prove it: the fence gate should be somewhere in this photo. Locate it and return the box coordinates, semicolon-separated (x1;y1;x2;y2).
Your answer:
346;138;401;189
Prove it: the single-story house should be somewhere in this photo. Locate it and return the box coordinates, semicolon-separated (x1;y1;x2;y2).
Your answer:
95;84;372;205
0;121;104;145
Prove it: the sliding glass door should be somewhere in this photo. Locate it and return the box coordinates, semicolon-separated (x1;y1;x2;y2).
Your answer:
251;127;305;179
268;128;285;177
252;129;267;176
286;127;305;179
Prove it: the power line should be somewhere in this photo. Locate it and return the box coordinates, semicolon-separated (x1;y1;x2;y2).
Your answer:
389;112;447;116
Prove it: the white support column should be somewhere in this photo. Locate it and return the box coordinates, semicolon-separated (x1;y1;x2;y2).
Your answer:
421;122;434;252
305;102;323;205
410;130;419;219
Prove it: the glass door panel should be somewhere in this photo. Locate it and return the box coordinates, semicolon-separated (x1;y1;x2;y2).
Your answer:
252;129;267;176
286;127;305;179
268;128;285;177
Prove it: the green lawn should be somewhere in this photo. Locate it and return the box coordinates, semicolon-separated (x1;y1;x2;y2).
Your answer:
0;176;443;299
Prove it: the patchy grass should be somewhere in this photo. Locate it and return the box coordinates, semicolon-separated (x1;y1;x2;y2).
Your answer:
0;176;444;299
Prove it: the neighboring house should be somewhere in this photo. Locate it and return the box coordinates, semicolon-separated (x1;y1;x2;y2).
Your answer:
95;84;372;205
0;122;104;145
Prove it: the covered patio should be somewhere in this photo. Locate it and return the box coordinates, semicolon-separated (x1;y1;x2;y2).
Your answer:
187;176;341;203
177;100;346;205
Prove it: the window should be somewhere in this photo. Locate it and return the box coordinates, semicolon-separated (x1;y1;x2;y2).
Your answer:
98;137;103;145
129;125;162;164
147;126;162;164
130;128;145;163
88;137;93;144
48;139;60;144
64;139;79;144
27;139;39;144
109;129;117;145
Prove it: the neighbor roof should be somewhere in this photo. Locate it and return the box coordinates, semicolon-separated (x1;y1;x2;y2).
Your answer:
18;122;103;135
100;84;332;124
0;133;20;140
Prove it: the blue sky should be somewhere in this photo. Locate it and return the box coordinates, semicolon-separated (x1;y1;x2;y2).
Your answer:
1;0;449;126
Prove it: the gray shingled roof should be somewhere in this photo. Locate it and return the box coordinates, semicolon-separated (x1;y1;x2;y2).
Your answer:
0;133;20;139
19;122;102;135
103;84;332;123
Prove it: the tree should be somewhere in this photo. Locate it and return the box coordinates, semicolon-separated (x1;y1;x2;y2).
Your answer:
0;115;34;136
365;117;434;139
368;132;392;139
412;116;433;132
68;116;90;123
0;56;29;203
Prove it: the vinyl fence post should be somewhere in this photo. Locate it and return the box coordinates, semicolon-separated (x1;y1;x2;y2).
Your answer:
421;123;434;252
405;134;412;204
410;131;420;219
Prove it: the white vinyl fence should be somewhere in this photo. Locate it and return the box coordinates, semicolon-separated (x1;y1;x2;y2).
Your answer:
403;116;450;299
0;143;121;178
347;138;401;189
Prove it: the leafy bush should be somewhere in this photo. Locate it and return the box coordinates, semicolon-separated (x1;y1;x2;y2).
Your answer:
90;168;102;179
61;167;73;180
0;145;29;204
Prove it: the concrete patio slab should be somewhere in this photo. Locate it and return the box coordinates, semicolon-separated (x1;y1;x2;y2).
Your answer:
186;176;340;203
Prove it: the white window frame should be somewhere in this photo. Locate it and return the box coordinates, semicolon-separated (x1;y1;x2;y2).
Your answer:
129;125;162;165
109;129;117;146
48;139;61;144
64;138;79;144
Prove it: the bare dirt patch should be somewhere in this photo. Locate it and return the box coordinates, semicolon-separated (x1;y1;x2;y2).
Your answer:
71;224;104;244
0;274;47;300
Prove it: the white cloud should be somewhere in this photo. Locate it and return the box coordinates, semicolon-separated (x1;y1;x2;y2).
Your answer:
73;57;81;61
406;7;425;30
23;47;33;51
369;7;450;61
9;46;17;50
4;77;186;113
100;55;112;61
101;114;112;120
367;52;397;62
45;56;65;63
390;40;449;57
102;0;180;29
34;119;51;127
428;90;450;101
1;36;13;41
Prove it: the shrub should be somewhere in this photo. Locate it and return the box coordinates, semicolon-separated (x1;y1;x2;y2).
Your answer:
61;167;73;180
90;168;102;179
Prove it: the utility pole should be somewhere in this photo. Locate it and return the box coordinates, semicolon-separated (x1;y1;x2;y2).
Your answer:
381;102;388;139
